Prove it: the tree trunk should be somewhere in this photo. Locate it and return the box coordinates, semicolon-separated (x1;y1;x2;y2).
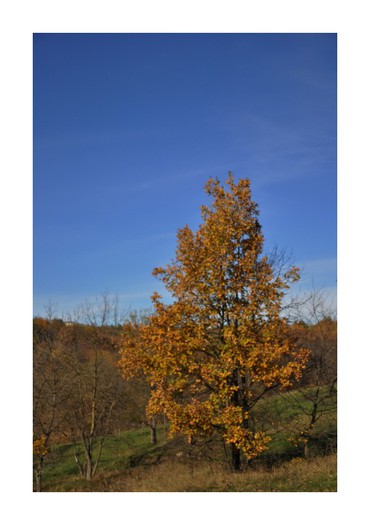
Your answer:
35;456;43;492
85;453;93;481
150;417;157;445
92;440;104;478
74;453;84;477
230;443;241;471
303;401;318;459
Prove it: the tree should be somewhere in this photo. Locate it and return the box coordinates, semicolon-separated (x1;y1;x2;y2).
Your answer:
120;311;160;445
285;290;337;457
61;307;126;481
33;318;71;491
33;294;132;487
75;291;128;328
119;173;309;470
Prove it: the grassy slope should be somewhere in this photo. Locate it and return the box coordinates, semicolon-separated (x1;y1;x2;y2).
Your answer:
39;389;337;492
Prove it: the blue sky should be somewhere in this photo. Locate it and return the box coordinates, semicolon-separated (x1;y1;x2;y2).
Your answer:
33;33;337;317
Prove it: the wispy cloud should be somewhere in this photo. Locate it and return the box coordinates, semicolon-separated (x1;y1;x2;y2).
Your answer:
222;113;336;186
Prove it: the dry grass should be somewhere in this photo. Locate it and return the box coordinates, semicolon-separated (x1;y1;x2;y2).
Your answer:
91;454;336;492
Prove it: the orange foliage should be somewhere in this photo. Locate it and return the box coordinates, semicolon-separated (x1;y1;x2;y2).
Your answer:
119;174;308;459
33;435;48;457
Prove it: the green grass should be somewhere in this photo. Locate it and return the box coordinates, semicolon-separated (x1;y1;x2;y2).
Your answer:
40;426;167;491
253;386;337;459
37;388;337;492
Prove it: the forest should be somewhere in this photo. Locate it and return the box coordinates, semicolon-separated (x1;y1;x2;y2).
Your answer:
33;176;337;492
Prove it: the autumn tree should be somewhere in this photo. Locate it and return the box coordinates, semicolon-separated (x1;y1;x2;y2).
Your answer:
119;173;309;470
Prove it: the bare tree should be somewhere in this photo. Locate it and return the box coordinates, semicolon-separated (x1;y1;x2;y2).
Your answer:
283;290;337;457
61;295;128;480
33;318;70;491
76;291;128;327
64;338;123;480
43;299;59;321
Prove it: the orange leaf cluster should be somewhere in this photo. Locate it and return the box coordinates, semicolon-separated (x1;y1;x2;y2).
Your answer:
33;435;48;457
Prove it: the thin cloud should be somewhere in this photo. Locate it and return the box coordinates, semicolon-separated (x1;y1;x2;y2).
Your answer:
223;113;336;185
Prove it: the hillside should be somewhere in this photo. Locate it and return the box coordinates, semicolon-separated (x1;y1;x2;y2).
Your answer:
37;388;336;492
